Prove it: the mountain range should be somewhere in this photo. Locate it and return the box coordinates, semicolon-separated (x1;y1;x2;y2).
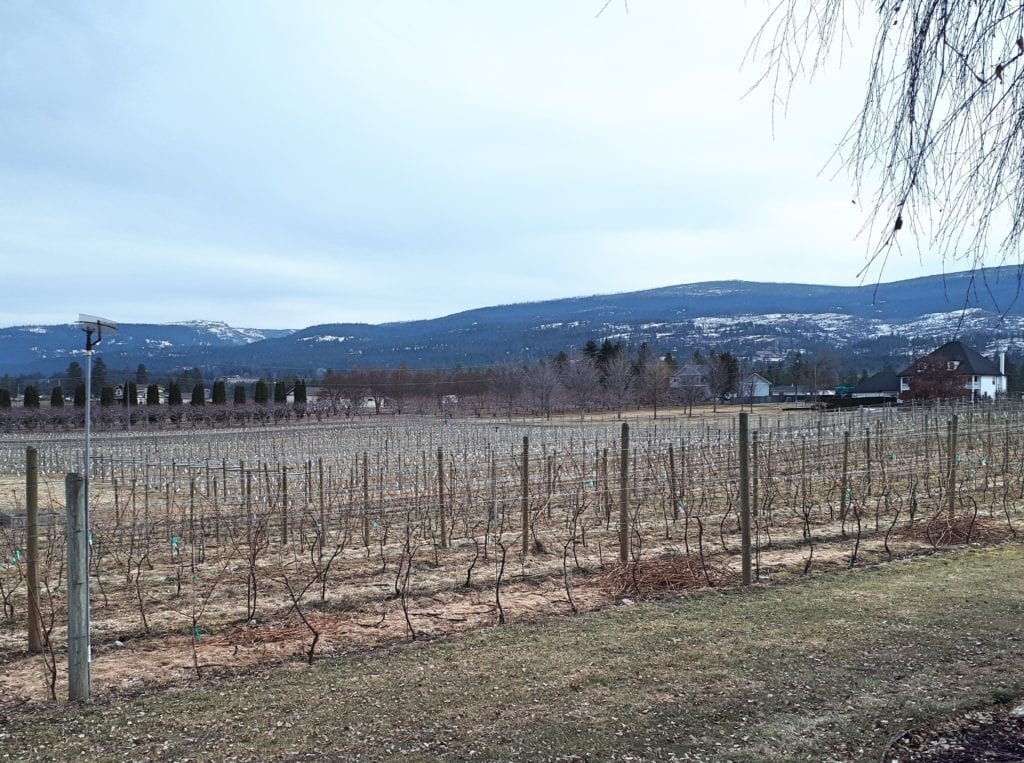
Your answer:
5;267;1024;379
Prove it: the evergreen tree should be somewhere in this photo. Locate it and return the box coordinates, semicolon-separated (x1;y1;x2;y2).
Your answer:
254;380;269;405
212;380;227;405
632;342;654;375
273;380;287;403
0;389;10;408
100;386;115;406
127;381;138;407
293;379;307;404
23;385;40;408
191;384;205;406
233;384;247;405
66;361;84;387
135;364;149;385
582;339;600;360
91;356;108;391
169;382;183;406
146;384;161;406
597;339;623;368
50;387;64;407
73;384;86;407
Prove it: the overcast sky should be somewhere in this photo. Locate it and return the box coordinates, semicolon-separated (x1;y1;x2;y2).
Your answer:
1;2;936;330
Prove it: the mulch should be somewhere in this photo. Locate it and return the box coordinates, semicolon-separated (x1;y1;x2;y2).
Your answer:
897;515;1017;546
594;554;737;597
887;706;1024;761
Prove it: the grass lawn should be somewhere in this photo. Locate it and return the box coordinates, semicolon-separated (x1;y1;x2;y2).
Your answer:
2;545;1023;762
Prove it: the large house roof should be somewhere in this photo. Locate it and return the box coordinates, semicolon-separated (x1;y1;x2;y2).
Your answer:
898;341;1003;377
852;371;900;394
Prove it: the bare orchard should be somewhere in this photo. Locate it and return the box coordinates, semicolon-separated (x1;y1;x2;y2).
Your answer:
0;402;1021;705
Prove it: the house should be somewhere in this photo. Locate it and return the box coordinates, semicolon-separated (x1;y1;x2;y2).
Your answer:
850;371;901;399
898;341;1006;401
669;363;711;400
736;372;771;401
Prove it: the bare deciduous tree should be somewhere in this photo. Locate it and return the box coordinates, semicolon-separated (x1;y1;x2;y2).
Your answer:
637;359;674;418
751;2;1024;273
602;353;636;418
559;355;602;420
525;361;561;419
490;363;525;419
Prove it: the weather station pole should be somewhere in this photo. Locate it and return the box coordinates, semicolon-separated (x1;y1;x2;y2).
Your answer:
68;314;117;701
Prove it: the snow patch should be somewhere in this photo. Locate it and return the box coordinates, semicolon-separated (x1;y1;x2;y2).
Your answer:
301;335;352;343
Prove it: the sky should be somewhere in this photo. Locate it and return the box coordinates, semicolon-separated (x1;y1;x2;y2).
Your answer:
0;2;942;330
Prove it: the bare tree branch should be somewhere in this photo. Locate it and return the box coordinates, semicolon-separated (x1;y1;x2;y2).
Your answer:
750;2;1024;275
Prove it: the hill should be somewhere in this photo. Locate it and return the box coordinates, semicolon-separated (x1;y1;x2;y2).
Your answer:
4;267;1024;376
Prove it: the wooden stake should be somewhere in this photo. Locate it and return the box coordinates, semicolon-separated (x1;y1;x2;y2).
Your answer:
739;412;752;586
619;423;629;564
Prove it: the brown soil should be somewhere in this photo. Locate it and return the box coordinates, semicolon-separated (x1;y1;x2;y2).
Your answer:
0;573;612;709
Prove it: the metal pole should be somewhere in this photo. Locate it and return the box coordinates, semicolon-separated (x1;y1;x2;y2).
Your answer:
66;473;90;701
82;344;93;685
26;447;42;654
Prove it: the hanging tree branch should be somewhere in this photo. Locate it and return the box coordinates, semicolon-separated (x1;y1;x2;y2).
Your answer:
749;1;1024;276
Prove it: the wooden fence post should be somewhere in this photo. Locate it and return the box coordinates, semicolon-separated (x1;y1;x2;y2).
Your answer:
619;423;630;564
739;413;752;586
521;436;530;555
840;430;850;525
947;414;959;521
437;447;448;549
668;443;679;522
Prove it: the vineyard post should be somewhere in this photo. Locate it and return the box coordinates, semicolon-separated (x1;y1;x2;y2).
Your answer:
602;447;610;523
947;414;959;521
489;450;497;521
738;412;752;586
26;447;42;654
280;465;288;545
66;472;90;701
362;452;371;548
317;458;325;554
840;430;850;525
751;432;759;518
668;443;679;521
521;436;529;556
680;443;686;520
437;447;448;549
865;427;872;497
618;422;629;564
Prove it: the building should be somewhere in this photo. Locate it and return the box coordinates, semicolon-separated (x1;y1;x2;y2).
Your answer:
737;372;771;401
898;341;1006;401
850;371;900;400
669;363;711;401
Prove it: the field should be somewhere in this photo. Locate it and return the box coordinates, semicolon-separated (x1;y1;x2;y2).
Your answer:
1;546;1022;761
0;402;1022;714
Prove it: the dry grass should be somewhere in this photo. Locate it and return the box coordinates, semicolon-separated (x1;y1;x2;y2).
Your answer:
1;544;1022;762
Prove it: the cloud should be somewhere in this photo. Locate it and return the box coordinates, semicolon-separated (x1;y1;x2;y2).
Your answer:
0;2;920;329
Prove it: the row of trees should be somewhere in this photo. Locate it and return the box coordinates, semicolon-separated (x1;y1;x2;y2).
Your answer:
320;346;683;419
0;379;310;410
